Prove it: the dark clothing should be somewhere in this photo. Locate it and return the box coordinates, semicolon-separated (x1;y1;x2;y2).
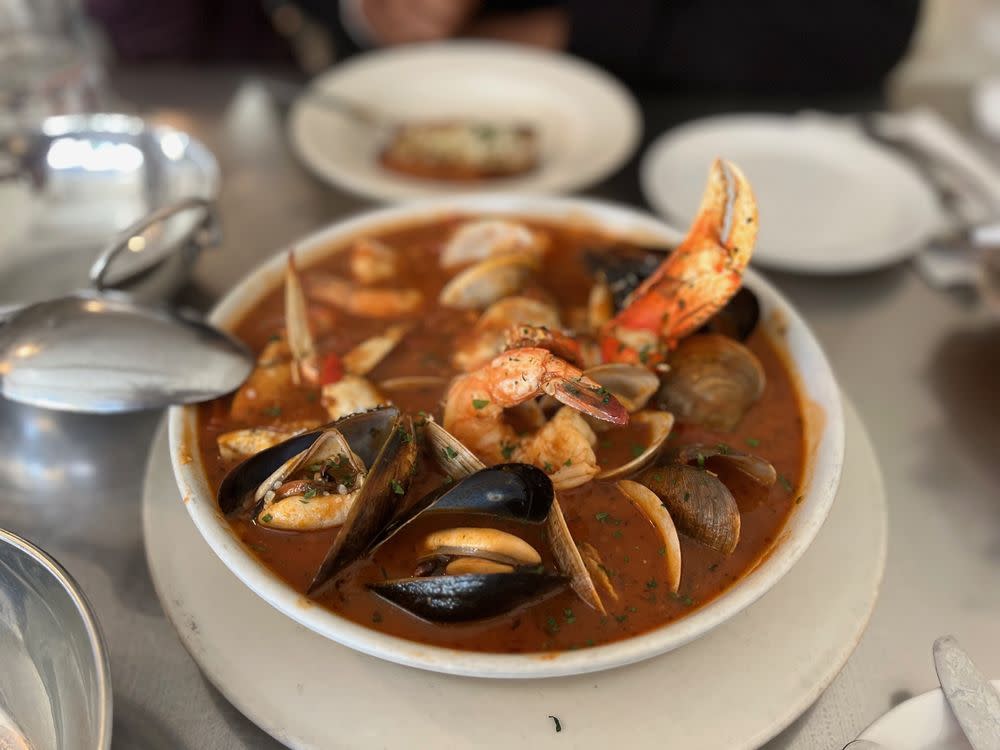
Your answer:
86;0;922;94
565;0;922;93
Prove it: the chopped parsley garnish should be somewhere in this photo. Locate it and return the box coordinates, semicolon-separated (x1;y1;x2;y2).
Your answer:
564;383;581;396
595;511;610;522
371;611;383;624
396;426;412;443
260;513;273;523
307;462;322;472
716;442;731;454
302;487;318;500
695;452;706;468
651;472;664;483
262;405;282;417
390;479;405;495
627;605;638;613
545;616;559;634
745;437;761;448
563;608;576;624
623;554;630;563
600;438;614;449
564;458;573;466
614;614;628;624
613;529;624;539
638;346;651;364
670;591;694;606
543;461;555;473
646;578;658;589
657;546;666;557
472;398;490;410
585;638;595;647
442;446;458;460
500;442;517;460
249;543;267;554
778;474;794;492
630;443;645;458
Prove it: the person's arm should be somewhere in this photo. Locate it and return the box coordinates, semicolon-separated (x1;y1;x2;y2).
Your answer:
566;0;922;92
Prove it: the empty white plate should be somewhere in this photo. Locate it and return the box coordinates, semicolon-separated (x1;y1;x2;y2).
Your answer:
857;680;1000;749
641;114;945;274
290;41;641;202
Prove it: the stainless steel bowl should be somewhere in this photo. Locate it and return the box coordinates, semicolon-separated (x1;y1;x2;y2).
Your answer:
0;528;112;749
0;113;219;306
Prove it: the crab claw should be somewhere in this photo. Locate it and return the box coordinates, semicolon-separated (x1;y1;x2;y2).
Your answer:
601;159;758;364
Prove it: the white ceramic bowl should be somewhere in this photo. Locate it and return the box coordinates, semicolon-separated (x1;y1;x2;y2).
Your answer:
169;196;844;679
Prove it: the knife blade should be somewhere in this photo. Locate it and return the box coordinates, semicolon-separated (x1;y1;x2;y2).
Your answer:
933;635;1000;749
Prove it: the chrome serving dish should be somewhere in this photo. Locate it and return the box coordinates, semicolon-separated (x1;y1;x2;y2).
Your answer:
0;113;219;306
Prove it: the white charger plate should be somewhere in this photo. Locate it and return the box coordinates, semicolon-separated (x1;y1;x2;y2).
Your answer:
857;680;1000;749
144;400;885;749
289;41;641;201
640;114;944;274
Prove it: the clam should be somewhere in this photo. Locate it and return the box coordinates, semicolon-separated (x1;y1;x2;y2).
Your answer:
616;480;681;592
422;419;489;481
584;364;660;413
438;252;540;310
657;334;765;432
635;464;740;554
594;410;674;480
674;444;777;488
579;542;618;603
440;219;546;268
587;279;615;330
369;572;566;623
308;412;419;594
351;238;398;284
217;406;399;516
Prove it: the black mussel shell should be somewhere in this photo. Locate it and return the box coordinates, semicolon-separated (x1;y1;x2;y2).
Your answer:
217;406;400;515
697;287;759;341
369;572;567;623
373;463;554;551
308;414;418;595
583;245;669;309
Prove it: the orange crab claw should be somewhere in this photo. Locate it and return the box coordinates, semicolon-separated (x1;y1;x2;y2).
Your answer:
601;159;758;364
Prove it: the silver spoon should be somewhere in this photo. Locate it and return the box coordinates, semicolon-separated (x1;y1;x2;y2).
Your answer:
0;199;253;413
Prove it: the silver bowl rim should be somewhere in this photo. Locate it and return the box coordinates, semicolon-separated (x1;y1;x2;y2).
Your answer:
0;527;113;749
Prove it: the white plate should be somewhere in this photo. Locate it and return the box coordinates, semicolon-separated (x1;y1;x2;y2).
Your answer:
858;680;1000;749
640;114;944;274
289;41;641;201
144;400;884;749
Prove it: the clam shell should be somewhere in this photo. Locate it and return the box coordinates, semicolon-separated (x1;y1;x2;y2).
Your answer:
674;444;777;487
343;323;411;376
440;219;545;269
636;464;741;554
421;419;487;480
658;334;765;432
438;253;540;310
616;480;681;593
595;410;674;481
547;496;605;613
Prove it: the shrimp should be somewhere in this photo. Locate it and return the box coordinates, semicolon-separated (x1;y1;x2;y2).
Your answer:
351;238;399;284
443;347;627;472
601;159;758;364
452;297;560;371
308;272;423;318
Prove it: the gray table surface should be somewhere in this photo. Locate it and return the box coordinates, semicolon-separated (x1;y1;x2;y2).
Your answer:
1;66;998;749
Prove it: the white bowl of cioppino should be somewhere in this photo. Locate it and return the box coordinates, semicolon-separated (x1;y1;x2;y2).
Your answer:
169;162;844;678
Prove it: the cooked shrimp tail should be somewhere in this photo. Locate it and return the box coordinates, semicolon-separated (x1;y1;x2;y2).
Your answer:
502;324;584;368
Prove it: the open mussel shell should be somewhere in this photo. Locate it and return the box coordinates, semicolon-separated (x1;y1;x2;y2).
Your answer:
657;334;765;432
374;463;554;550
369;572;567;624
635;464;741;555
583;245;668;309
308;413;418;595
595;410;674;481
698;287;760;341
218;406;399;515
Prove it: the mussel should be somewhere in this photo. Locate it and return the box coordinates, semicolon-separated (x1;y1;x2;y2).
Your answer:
657;334;765;432
370;572;566;624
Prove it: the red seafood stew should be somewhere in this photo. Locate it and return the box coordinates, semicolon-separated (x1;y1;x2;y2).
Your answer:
197;216;806;653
